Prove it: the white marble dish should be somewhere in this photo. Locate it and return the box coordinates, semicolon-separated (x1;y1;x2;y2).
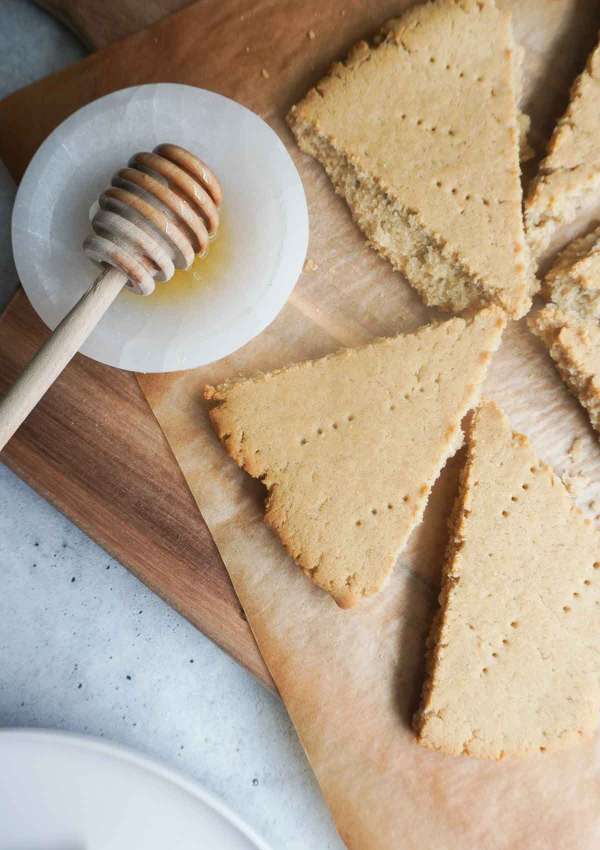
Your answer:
11;84;309;373
0;728;273;850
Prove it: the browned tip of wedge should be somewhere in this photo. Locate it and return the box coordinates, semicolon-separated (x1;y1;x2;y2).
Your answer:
204;308;504;607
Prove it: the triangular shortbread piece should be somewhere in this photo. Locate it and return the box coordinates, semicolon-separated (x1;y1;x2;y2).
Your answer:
529;226;600;435
204;308;504;608
288;0;533;318
416;402;600;758
526;33;600;260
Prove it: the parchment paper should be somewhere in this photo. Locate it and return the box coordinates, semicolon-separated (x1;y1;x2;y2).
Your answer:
8;0;600;846
136;2;600;848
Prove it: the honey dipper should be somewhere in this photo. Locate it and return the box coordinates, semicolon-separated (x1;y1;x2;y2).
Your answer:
0;144;222;450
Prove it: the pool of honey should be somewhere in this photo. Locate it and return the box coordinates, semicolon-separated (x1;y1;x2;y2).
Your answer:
121;210;229;307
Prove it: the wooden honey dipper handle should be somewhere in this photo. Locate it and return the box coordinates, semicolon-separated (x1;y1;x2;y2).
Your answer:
0;267;126;449
0;144;222;451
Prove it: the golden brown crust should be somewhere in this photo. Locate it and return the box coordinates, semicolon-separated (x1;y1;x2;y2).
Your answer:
525;33;600;257
529;225;600;436
204;309;505;607
288;0;534;318
416;402;600;758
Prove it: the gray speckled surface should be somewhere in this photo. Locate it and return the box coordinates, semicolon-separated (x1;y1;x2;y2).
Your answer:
0;3;344;848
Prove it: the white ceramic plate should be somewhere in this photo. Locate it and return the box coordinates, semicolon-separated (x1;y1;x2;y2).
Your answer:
0;729;274;850
11;84;308;373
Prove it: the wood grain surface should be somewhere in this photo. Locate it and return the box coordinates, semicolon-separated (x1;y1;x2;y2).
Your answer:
0;0;448;688
1;0;274;687
34;0;193;48
0;290;271;686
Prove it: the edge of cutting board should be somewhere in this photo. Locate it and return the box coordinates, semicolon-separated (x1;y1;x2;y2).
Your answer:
0;289;273;688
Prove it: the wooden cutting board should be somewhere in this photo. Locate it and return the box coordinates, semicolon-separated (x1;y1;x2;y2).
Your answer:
1;0;273;687
34;0;192;49
1;0;598;698
0;0;467;691
6;0;451;687
0;294;270;686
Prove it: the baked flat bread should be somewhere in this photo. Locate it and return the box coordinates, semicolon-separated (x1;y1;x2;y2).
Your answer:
525;33;600;260
529;226;600;435
204;308;504;608
416;401;600;758
288;0;533;318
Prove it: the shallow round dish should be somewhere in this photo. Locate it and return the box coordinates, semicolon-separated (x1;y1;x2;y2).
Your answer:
0;728;273;850
12;84;308;373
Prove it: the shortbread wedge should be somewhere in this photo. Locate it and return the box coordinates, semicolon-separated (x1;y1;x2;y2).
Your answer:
205;308;505;608
526;33;600;260
288;0;533;318
529;226;600;435
416;402;600;758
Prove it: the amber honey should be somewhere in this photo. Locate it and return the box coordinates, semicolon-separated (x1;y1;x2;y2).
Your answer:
121;209;229;306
